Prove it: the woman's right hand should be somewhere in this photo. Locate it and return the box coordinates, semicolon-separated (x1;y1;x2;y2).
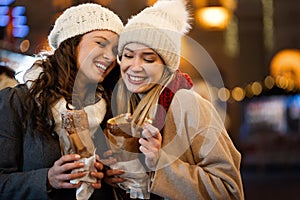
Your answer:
47;154;86;189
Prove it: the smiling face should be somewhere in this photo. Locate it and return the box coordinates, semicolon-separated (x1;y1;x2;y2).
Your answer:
76;30;119;85
120;43;165;94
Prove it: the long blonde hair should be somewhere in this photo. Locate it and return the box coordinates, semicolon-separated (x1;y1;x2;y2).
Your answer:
112;67;173;133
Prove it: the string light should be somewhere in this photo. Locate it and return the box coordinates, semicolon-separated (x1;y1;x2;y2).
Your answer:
264;75;275;89
251;81;263;96
210;74;298;103
232;86;245;101
218;87;231;102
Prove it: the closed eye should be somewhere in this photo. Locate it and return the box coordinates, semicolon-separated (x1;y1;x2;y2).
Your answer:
143;55;155;63
144;58;154;63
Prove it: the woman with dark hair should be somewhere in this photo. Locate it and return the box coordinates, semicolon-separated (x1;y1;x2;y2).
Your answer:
0;3;123;200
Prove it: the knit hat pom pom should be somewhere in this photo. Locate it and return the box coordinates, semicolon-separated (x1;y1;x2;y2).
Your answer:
153;0;191;34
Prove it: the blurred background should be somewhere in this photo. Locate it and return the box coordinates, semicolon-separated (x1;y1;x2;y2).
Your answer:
1;0;300;199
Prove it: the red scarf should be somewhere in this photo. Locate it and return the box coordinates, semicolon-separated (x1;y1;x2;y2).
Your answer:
153;70;193;130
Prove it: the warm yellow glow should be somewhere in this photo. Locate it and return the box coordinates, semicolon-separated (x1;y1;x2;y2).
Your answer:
232;87;245;101
286;80;295;91
196;7;231;30
276;76;288;89
251;82;263;95
264;76;275;89
193;0;237;10
270;49;300;88
147;0;157;6
218;87;230;102
192;0;207;8
245;84;253;98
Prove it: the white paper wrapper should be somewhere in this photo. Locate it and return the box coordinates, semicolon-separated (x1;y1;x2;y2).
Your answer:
60;109;97;200
111;159;150;199
70;153;97;200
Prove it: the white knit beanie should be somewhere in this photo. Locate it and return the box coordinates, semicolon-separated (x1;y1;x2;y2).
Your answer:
118;0;191;72
48;3;124;50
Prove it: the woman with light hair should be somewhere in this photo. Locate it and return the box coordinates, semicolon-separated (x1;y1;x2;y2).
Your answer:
104;0;244;199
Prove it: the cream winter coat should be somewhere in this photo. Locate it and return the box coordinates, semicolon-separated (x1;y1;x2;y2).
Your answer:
149;89;244;200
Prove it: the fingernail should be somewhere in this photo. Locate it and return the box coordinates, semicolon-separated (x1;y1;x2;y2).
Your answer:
75;154;81;159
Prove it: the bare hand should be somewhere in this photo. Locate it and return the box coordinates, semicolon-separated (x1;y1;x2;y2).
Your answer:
89;154;104;189
48;154;86;189
139;122;162;170
104;168;126;188
101;150;126;188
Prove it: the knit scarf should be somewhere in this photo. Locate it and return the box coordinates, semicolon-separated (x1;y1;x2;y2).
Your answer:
24;65;107;139
153;70;193;131
116;70;193;200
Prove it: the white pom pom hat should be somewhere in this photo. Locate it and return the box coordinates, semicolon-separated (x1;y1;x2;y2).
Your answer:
48;3;124;50
118;0;191;72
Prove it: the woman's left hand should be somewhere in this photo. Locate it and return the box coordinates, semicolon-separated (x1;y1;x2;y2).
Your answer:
90;155;104;189
101;150;126;188
139;122;162;170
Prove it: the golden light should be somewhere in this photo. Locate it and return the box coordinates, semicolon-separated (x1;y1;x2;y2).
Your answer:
196;7;231;30
276;76;289;89
245;84;253;98
251;81;263;95
194;0;236;31
192;0;207;8
147;0;157;6
232;87;245;101
192;0;236;9
270;49;300;89
264;75;275;89
218;87;230;102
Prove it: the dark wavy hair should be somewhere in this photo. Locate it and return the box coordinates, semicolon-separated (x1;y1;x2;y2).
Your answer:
25;34;120;136
0;65;16;78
